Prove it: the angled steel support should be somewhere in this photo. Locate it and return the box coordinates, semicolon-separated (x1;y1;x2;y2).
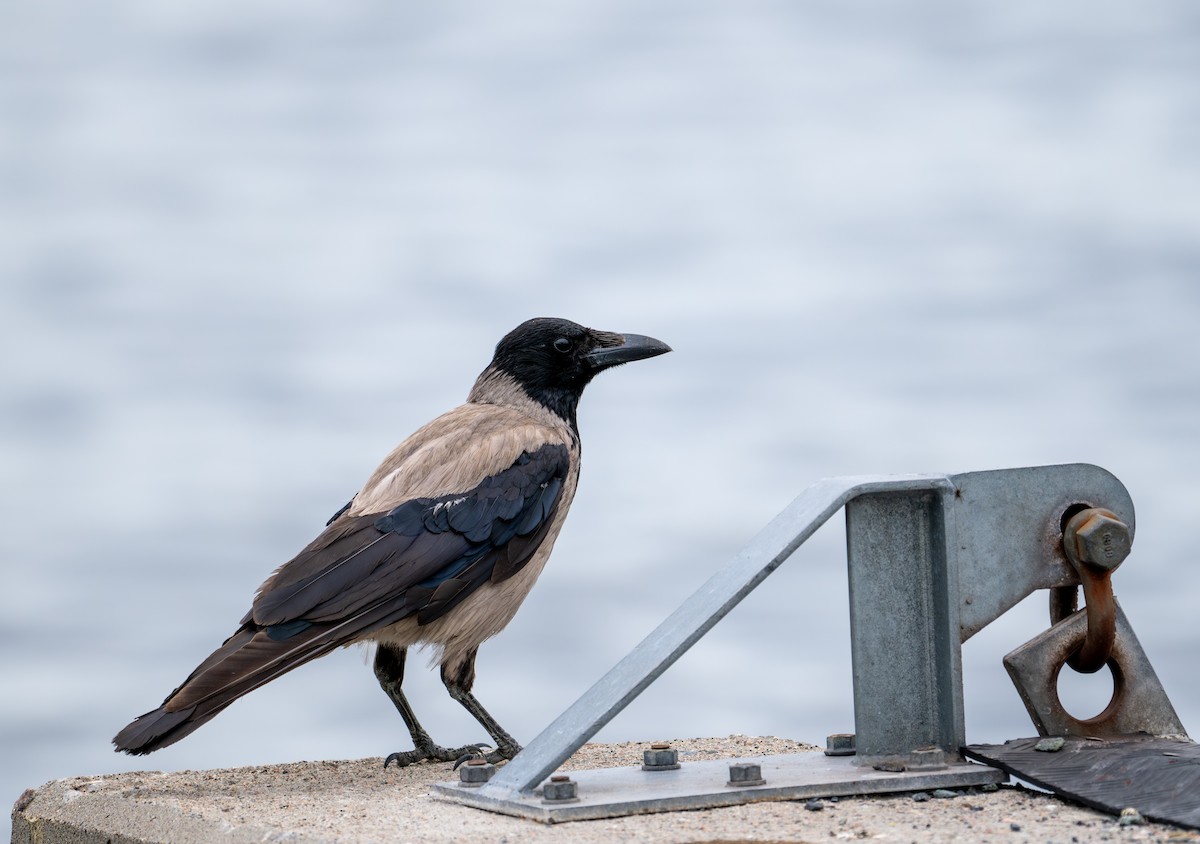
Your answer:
434;463;1136;820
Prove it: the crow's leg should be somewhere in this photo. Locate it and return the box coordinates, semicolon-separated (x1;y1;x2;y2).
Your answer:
374;644;489;768
441;649;522;762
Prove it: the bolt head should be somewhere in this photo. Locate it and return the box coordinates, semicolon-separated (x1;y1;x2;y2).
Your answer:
542;777;579;802
727;762;765;787
824;733;856;756
642;746;680;770
458;761;496;785
1070;509;1131;570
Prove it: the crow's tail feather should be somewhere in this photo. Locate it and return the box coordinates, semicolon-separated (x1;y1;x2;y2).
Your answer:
113;619;356;755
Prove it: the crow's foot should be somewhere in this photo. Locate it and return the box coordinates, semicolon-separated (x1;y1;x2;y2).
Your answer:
384;741;506;769
491;739;522;762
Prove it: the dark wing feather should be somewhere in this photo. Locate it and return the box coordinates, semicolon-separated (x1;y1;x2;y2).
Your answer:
115;597;416;754
251;441;570;628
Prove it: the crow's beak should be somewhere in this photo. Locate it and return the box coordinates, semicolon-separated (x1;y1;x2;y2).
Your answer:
585;333;672;371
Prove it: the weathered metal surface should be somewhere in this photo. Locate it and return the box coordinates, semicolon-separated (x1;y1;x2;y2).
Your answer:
845;489;964;769
1003;601;1188;738
964;736;1200;829
949;464;1134;641
433;752;1005;823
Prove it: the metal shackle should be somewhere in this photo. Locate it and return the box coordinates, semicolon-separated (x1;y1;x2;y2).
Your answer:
1051;507;1132;673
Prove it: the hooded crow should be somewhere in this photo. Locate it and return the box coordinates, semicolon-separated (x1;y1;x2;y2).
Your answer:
113;317;670;765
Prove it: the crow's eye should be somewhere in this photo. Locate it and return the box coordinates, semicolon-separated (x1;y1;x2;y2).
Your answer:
553;337;572;353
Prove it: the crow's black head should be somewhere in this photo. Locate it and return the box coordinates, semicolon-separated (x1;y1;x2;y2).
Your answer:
481;317;670;427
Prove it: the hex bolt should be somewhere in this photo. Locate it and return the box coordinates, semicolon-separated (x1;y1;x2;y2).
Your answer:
642;742;681;771
542;774;580;803
726;762;765;787
1064;508;1131;571
457;758;495;787
824;733;857;757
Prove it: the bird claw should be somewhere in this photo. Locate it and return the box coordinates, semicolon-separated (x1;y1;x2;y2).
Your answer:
452;743;494;770
493;742;521;762
382;751;413;769
383;741;499;770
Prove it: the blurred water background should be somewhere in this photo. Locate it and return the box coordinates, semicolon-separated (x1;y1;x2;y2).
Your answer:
3;2;1200;838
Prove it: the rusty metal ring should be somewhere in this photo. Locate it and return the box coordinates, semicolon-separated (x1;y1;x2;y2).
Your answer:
1048;568;1117;674
1076;566;1118;673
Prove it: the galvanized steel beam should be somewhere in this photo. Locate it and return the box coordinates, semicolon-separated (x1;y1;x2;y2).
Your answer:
483;472;952;799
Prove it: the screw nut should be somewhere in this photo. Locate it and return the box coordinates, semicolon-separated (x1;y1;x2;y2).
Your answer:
824;733;857;757
458;759;496;786
642;744;681;771
727;762;765;787
542;776;579;803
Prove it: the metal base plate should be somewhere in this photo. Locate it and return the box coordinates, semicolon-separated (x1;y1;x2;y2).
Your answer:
965;735;1200;830
432;752;1007;823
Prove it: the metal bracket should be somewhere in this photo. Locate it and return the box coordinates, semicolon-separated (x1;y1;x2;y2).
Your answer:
1004;601;1186;738
434;464;1145;821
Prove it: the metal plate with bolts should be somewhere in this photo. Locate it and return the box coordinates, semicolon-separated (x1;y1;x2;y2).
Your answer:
433;465;1185;821
433;752;1005;823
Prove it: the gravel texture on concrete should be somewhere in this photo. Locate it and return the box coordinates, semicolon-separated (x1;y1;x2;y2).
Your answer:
13;736;1200;844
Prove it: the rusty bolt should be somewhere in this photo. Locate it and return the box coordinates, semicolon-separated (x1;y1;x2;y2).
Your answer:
1064;508;1131;571
458;758;495;787
542;775;579;802
642;743;680;771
